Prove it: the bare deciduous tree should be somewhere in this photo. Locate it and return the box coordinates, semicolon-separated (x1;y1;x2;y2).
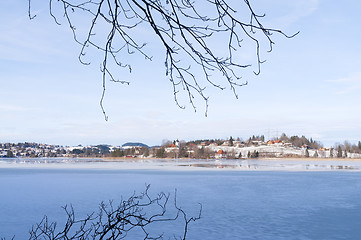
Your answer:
1;185;201;240
28;0;297;119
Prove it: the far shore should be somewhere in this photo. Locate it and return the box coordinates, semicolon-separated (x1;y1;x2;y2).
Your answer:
102;157;361;162
3;156;361;162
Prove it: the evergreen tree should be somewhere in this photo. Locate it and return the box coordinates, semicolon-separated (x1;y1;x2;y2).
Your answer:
305;149;309;158
313;151;318;158
229;136;234;146
6;150;14;158
337;146;343;158
249;150;259;158
329;148;334;158
156;148;166;158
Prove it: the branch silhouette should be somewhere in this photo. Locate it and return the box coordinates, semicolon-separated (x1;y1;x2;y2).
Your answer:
28;0;298;119
1;185;201;239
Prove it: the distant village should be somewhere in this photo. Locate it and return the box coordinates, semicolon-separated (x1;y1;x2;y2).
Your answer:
1;134;361;159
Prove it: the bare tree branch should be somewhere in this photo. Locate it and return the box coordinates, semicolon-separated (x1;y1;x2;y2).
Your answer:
15;185;201;239
28;0;298;119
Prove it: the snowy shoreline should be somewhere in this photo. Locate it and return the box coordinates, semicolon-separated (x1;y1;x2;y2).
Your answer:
1;157;361;171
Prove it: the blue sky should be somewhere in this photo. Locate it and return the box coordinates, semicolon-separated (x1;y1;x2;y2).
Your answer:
1;0;360;147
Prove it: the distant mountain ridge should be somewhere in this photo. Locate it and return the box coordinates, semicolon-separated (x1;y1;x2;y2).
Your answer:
122;142;149;148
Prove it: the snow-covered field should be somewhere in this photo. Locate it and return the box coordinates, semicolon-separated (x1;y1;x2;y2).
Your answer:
206;144;361;158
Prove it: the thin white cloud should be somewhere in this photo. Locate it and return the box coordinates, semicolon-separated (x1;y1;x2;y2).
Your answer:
328;72;361;95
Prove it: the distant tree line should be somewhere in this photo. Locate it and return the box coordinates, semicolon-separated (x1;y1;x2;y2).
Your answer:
278;133;323;149
111;147;150;158
334;141;361;155
247;135;266;143
70;145;112;157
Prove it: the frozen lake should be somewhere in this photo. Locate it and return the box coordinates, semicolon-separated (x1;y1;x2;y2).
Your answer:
1;158;361;239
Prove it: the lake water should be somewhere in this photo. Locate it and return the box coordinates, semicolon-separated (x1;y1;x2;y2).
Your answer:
1;159;361;239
